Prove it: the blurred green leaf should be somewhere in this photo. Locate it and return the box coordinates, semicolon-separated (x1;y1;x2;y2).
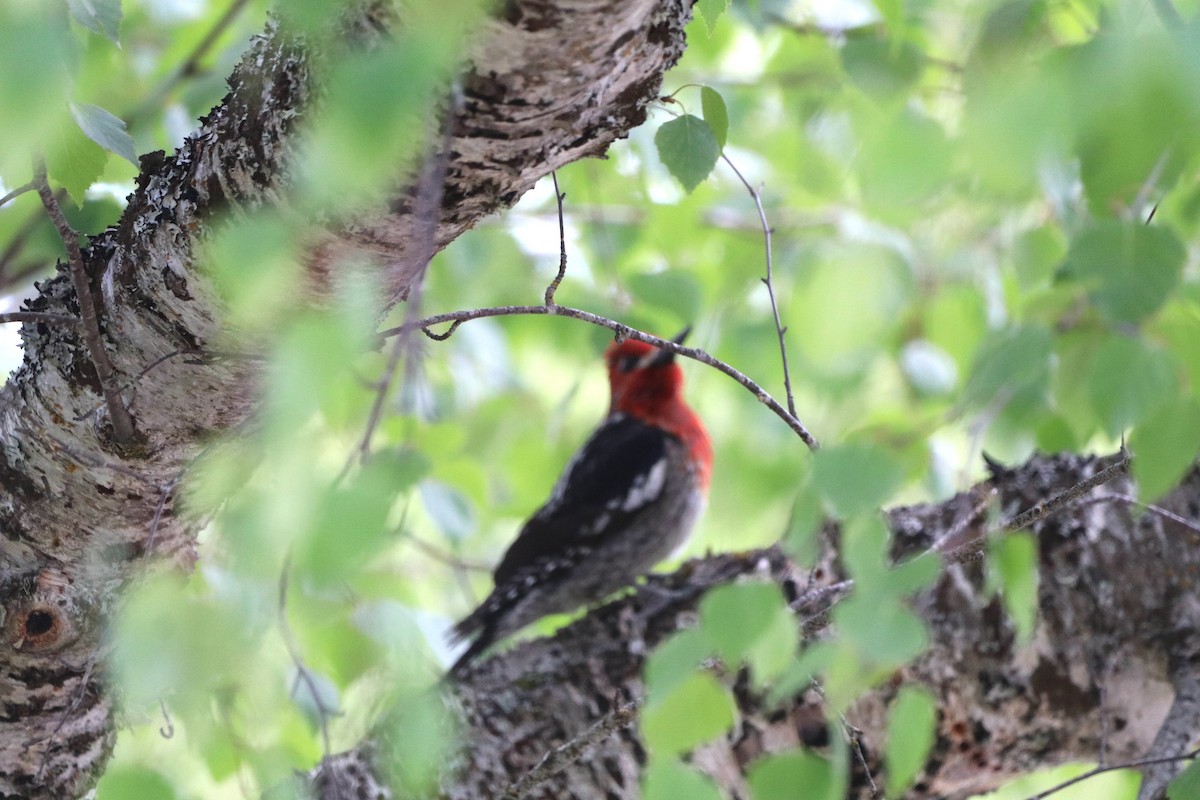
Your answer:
842;37;922;101
646;628;711;698
1087;335;1176;437
812;443;904;517
94;765;178;800
626;269;702;323
644;672;734;756
885;686;937;797
699;582;796;683
963;326;1052;411
643;759;722;800
1169;759;1200;800
1059;221;1185;324
655;114;720;193
1131;397;1200;501
748;751;841;800
989;532;1038;643
68;0;122;43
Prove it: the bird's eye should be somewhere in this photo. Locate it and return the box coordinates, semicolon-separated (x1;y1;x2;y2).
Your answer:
619;355;640;372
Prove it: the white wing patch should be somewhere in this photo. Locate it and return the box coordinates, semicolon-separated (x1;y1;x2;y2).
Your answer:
620;458;666;512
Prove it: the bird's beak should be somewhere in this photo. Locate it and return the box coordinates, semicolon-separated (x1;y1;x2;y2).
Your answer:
645;326;690;368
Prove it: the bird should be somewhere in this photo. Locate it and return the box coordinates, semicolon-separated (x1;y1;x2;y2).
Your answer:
447;329;712;676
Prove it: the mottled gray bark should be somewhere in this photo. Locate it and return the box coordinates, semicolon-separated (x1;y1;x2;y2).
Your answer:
312;453;1200;800
0;1;691;796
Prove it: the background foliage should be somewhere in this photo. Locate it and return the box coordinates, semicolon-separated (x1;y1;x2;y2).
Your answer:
1;0;1198;797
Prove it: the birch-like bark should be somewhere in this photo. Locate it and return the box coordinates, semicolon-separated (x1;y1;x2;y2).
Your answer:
0;2;690;796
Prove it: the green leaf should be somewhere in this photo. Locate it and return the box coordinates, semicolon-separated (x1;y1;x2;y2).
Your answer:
45;117;108;205
70;102;136;165
94;764;178;800
812;443;904;517
885;686;937;797
1131;397;1200;501
700;86;728;149
695;0;729;37
989;532;1039;643
643;759;722;800
748;751;840;800
646;628;711;698
699;582;796;683
963;326;1052;410
643;672;734;756
834;594;927;667
1059;221;1185;324
68;0;122;44
1168;759;1200;800
1087;335;1176;437
842;38;923;101
626;269;702;323
655;114;720;193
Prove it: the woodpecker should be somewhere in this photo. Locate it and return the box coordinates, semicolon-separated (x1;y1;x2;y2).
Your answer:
447;329;712;676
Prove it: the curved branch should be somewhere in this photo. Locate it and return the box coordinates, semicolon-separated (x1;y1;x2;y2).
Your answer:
383;304;821;450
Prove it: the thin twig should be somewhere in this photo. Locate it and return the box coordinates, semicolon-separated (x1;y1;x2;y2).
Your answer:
1024;746;1200;800
158;698;175;738
351;89;460;471
721;154;798;419
0;182;34;210
544;171;568;306
278;555;339;760
33;161;135;444
42;432;156;486
401;530;491;573
1075;492;1200;537
501;701;639;800
74;348;194;421
386;304;820;451
0;312;79;327
928;487;997;554
1001;456;1131;533
145;476;180;555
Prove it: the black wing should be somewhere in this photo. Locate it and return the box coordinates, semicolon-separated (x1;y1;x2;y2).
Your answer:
492;414;673;586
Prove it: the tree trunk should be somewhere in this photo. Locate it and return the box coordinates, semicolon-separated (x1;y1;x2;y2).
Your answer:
0;2;689;796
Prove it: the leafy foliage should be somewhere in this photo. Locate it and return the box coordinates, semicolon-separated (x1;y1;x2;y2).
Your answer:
0;0;1196;798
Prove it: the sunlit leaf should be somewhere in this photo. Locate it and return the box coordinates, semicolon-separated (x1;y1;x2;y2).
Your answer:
70;103;136;165
643;672;734;756
695;0;729;37
749;751;840;800
643;759;722;800
989;532;1038;643
885;686;937;796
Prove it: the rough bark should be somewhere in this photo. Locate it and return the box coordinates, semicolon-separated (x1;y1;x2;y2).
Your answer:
0;1;691;797
311;452;1200;800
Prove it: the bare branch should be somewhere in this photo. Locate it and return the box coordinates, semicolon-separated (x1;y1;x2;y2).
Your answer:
544;171;568;306
1001;455;1131;533
0;182;34;210
1024;745;1200;800
500;701;639;800
385;303;821;451
721;153;798;419
33;161;135;444
0;312;79;326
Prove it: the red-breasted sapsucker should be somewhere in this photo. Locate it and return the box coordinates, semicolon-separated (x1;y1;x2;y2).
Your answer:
448;329;712;676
